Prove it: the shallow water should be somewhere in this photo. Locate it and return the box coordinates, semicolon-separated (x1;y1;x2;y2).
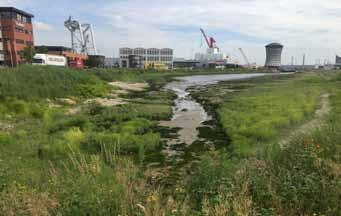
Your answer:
160;73;270;159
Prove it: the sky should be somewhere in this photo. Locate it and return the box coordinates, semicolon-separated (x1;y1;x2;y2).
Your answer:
1;0;341;65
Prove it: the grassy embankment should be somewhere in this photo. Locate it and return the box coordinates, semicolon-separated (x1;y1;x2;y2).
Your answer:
186;72;341;215
0;65;174;215
1;66;340;215
0;65;256;215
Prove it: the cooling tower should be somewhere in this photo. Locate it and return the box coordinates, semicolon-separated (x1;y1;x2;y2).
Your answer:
265;43;283;68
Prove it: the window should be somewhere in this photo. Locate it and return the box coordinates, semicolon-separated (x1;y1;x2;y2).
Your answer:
22;16;27;23
15;27;25;33
1;26;11;31
0;12;11;19
17;13;22;21
33;58;44;64
16;39;25;44
26;41;33;46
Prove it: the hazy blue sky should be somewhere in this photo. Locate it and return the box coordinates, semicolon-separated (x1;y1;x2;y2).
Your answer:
1;0;341;65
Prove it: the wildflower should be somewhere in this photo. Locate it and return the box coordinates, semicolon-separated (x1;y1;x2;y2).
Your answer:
147;194;158;202
175;187;184;193
136;203;146;212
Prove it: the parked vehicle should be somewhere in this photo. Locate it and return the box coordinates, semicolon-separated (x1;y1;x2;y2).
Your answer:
33;54;67;67
69;57;84;69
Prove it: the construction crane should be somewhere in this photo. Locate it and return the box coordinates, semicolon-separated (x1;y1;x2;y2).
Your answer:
200;28;217;49
64;16;98;55
239;48;251;68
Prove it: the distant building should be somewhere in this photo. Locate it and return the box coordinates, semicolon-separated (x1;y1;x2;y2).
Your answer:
119;47;173;69
35;45;88;62
104;57;120;68
0;24;4;65
265;43;283;68
0;7;34;66
173;59;200;69
87;55;105;68
335;55;341;68
194;47;229;68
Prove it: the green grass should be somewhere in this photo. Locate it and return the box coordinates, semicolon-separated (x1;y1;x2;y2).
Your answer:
218;74;322;156
0;65;109;100
184;71;341;215
1;66;341;215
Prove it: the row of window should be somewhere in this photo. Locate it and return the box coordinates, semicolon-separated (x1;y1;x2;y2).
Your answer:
120;48;173;56
15;26;33;35
120;55;173;62
0;12;32;23
0;38;33;46
160;57;173;61
0;25;33;35
1;50;27;56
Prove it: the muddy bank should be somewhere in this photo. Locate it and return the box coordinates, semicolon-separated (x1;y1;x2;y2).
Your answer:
160;73;273;161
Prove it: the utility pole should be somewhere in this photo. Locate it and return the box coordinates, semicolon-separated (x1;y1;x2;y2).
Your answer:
302;54;306;70
291;56;294;66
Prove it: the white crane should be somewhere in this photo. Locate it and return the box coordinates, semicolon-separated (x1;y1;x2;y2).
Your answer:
64;16;98;55
239;48;250;68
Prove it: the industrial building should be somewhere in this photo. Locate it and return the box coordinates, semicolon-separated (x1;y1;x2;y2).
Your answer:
34;46;88;63
173;59;200;69
194;29;229;68
0;7;34;66
265;43;283;68
119;47;173;69
104;57;120;68
335;55;341;69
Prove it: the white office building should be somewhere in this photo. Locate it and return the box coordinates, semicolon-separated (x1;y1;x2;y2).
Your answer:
119;47;173;69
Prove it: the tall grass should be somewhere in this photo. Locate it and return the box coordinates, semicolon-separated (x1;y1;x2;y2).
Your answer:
218;75;322;156
0;65;108;100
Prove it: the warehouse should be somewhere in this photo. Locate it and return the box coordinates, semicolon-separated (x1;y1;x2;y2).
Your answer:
119;47;173;69
35;45;88;62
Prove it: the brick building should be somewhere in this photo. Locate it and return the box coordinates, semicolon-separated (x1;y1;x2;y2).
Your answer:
0;7;34;66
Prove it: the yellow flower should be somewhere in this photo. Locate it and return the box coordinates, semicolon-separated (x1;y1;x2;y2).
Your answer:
147;194;158;202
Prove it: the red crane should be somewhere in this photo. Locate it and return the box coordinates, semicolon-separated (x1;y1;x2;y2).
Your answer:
200;28;217;49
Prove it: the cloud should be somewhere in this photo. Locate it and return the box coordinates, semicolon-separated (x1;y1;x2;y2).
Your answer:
93;0;341;64
34;21;53;31
8;0;341;65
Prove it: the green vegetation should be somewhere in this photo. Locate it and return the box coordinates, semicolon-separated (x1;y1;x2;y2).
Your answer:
19;45;35;64
218;75;322;156
186;72;341;215
0;66;340;215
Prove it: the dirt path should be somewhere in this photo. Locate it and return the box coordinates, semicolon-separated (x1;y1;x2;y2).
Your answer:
281;93;331;145
66;82;149;115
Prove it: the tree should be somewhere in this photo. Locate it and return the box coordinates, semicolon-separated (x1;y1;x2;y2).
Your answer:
19;46;35;64
36;46;48;54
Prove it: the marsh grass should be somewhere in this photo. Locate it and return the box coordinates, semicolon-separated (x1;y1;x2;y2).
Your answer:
1;67;341;215
218;75;322;156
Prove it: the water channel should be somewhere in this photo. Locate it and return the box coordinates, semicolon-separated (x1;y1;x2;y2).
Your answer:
160;73;271;160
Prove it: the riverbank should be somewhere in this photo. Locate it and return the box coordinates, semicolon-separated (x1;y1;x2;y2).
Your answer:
1;66;340;215
184;71;341;215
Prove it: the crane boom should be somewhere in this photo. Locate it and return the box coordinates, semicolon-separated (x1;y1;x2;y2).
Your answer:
200;28;211;48
239;48;251;67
